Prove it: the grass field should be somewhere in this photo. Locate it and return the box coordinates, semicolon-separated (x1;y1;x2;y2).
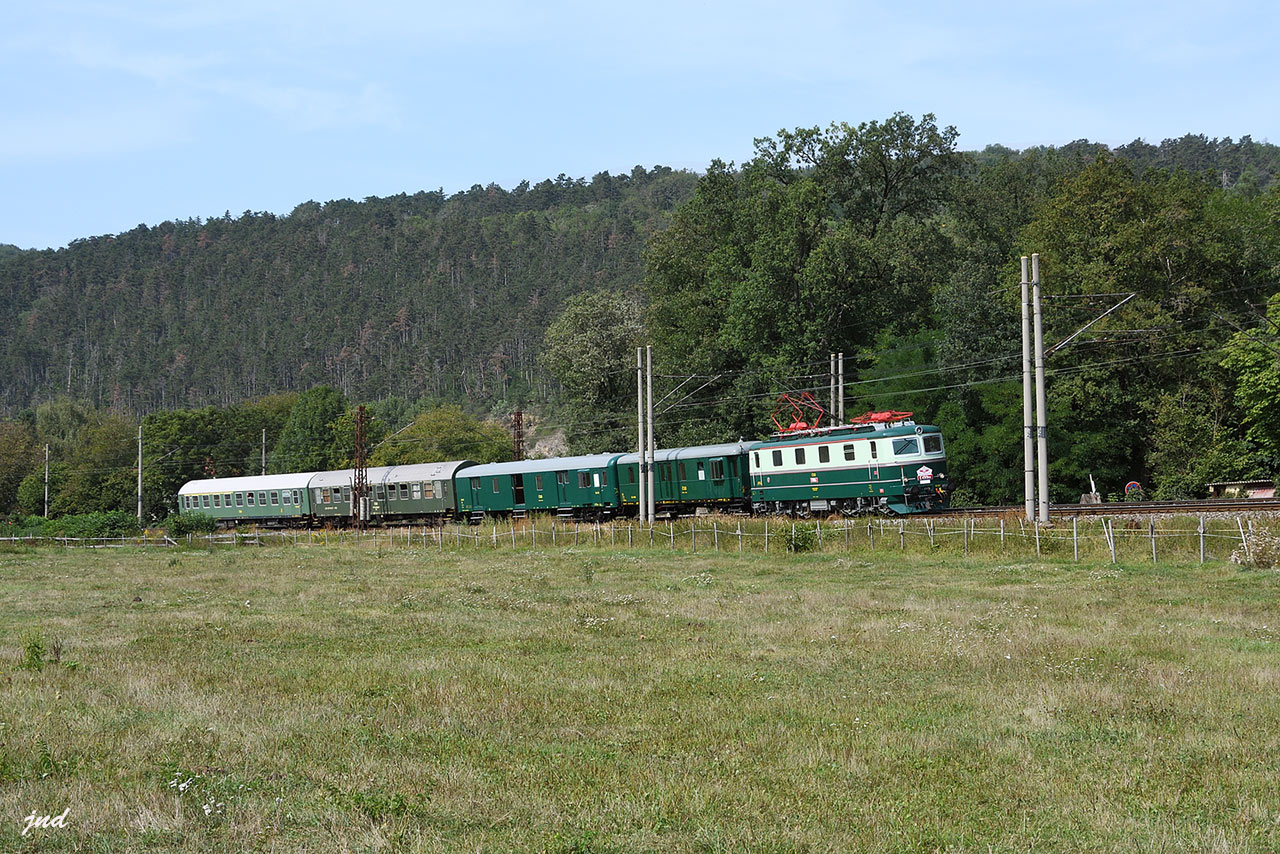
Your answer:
3;538;1280;851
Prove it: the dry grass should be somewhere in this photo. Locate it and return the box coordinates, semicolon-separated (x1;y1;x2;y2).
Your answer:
2;540;1280;851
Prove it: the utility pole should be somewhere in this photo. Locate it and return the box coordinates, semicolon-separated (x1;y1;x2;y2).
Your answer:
136;423;143;523
43;444;49;518
637;348;646;523
646;345;655;523
837;352;844;424
1021;256;1035;521
261;428;266;475
1032;254;1049;523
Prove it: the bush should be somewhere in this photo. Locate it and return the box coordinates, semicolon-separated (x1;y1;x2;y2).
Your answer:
785;522;818;553
41;511;141;539
1230;528;1280;570
165;512;218;537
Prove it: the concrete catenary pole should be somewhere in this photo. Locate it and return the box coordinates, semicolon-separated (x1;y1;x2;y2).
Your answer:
43;444;49;517
838;352;845;424
1021;256;1035;521
261;428;267;475
637;347;645;523
1033;253;1050;523
646;345;655;522
136;423;143;523
829;353;836;420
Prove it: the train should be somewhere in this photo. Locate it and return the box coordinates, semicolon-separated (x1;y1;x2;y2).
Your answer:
177;411;951;526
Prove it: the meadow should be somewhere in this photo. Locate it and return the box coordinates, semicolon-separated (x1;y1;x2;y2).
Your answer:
2;532;1280;851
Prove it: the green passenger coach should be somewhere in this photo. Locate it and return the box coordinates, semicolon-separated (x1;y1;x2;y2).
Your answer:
616;442;752;517
748;417;950;516
178;473;314;526
457;454;623;521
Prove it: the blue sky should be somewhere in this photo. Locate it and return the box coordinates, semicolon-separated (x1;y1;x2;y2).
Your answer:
3;0;1276;250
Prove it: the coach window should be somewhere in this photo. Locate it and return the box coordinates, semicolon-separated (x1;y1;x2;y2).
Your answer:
626;468;634;484
578;472;591;488
412;483;421;500
435;480;445;499
235;493;243;507
843;444;856;461
202;495;211;508
795;447;806;465
819;446;830;464
536;474;545;490
557;471;568;485
282;490;291;505
224;493;232;506
258;491;267;505
423;481;434;499
400;483;410;500
376;484;386;500
213;494;221;508
592;472;601;488
247;492;255;506
924;435;943;454
311;489;321;504
342;486;350;502
270;491;279;505
493;478;500;494
697;462;706;481
388;485;398;500
679;462;687;480
601;470;608;486
710;460;724;480
772;449;783;467
321;488;331;503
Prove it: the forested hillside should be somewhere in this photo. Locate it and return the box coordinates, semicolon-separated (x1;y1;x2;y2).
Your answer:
0;167;696;413
3;123;1280;518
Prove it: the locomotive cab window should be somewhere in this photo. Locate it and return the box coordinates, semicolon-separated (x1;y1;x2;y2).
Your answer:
892;438;919;457
843;444;856;461
754;452;761;468
924;435;943;454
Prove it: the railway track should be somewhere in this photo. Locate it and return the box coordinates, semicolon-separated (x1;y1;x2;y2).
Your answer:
939;498;1280;518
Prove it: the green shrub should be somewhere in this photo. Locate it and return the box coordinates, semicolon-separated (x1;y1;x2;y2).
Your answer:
41;511;141;539
166;512;218;537
785;522;818;553
20;632;46;671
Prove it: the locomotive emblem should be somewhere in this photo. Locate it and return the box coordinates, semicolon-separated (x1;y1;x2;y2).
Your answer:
916;466;934;484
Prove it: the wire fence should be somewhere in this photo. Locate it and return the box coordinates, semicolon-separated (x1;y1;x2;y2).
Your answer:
4;513;1277;565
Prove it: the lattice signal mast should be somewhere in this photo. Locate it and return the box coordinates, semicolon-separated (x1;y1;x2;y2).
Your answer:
352;404;370;529
512;410;525;461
